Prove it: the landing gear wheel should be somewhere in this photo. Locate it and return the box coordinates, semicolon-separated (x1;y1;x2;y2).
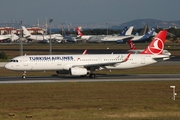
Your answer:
22;75;26;79
89;73;96;78
22;71;26;79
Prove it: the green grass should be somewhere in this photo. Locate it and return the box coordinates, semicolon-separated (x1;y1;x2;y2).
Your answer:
0;81;179;120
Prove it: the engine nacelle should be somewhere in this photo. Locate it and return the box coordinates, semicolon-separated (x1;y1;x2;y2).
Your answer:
70;67;87;76
117;40;123;43
56;70;69;74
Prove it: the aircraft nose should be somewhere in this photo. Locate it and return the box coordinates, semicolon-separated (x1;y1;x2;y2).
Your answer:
5;63;12;70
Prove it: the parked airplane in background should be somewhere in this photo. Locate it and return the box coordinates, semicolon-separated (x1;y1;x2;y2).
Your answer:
22;26;49;41
0;33;19;42
116;27;155;43
100;26;134;42
75;26;134;42
5;30;170;78
127;39;171;55
22;26;63;42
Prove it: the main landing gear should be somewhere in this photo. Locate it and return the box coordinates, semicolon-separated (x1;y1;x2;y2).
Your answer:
22;71;26;79
89;73;96;78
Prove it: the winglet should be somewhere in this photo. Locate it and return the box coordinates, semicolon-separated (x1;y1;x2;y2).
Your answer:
82;49;87;55
124;52;131;61
141;30;167;55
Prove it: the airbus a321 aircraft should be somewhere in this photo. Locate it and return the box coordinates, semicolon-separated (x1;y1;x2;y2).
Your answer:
5;30;170;78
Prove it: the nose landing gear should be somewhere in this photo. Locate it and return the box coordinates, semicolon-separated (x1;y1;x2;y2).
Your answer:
22;71;26;79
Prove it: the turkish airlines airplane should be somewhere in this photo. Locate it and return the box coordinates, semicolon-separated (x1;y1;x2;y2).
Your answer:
5;30;170;78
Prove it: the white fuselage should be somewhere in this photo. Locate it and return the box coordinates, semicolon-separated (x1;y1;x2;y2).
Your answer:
5;54;169;72
27;34;62;41
28;35;48;41
81;35;92;40
100;35;133;42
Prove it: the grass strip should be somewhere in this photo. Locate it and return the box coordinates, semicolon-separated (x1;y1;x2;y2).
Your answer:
0;81;179;120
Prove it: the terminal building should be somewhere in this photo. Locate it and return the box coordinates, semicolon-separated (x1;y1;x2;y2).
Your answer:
0;27;44;35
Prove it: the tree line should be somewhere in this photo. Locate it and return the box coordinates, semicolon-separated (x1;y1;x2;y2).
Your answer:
65;27;180;37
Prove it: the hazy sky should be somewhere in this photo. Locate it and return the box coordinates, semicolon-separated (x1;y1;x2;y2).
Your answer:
0;0;180;26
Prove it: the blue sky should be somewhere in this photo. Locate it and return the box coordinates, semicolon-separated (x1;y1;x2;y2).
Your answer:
0;0;180;26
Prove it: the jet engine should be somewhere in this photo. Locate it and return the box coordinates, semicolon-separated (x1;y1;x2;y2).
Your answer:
69;67;87;76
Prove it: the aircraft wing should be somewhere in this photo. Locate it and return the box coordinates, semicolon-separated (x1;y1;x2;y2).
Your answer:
117;36;134;43
122;36;134;41
73;53;131;68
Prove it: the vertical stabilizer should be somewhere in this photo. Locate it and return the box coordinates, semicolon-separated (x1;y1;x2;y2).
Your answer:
22;26;31;38
119;27;128;36
141;30;167;55
75;27;83;37
125;26;134;35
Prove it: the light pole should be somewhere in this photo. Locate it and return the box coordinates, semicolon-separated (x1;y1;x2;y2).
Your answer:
106;23;108;35
20;21;23;56
49;19;53;55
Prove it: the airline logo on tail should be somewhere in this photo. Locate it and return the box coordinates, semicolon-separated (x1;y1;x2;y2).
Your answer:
147;37;164;55
147;27;155;35
141;30;167;55
141;27;155;39
120;27;128;35
75;27;83;37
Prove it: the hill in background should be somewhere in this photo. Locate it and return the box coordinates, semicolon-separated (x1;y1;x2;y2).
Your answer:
110;19;180;30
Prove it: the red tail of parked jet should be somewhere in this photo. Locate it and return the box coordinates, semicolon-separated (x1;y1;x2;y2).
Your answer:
141;30;167;55
75;27;83;37
127;40;137;50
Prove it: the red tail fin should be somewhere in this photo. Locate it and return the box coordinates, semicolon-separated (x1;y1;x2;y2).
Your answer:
141;30;167;55
127;40;137;50
75;27;83;37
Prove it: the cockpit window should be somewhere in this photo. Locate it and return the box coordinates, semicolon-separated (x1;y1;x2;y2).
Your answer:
10;60;18;62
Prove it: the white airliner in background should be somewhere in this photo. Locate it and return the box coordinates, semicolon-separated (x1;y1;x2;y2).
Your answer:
76;26;134;42
22;26;63;42
5;30;170;78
